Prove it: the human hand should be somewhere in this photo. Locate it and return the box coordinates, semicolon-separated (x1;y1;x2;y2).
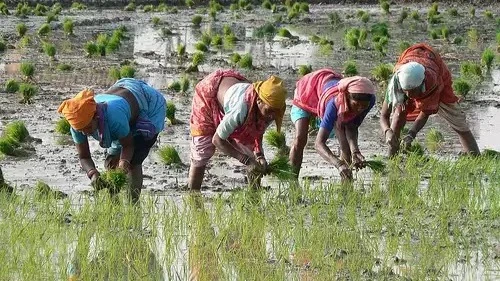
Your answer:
401;134;414;151
247;158;265;175
385;129;398;148
90;172;110;191
256;156;268;174
118;159;131;174
337;163;353;180
351;151;366;169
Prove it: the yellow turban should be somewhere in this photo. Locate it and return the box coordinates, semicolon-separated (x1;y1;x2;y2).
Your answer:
253;76;287;133
57;89;97;130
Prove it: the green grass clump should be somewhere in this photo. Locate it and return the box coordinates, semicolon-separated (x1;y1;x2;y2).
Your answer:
426;128;445;152
380;1;390;14
484;10;493;19
37;23;50;36
168;81;181;92
192;52;205;66
411;10;420;21
230;53;241;65
42;42;56;59
406;141;425;156
373;36;389;56
448;8;458;17
278;28;292;38
19;83;38;104
0;2;9;15
5;121;29;143
57;63;73;71
482;149;500;159
481;48;495;71
35;181;66;199
108;67;121;81
152;17;161;26
364;159;386;173
63;18;74;36
460;61;482;80
268;155;294;180
99;170;128;193
166;101;176;124
15;3;30;18
264;130;286;150
185;0;195;9
0;137;17;156
345;28;361;50
371;22;390;38
0;40;5;52
298;65;312;76
441;27;450;40
397;9;408;24
398;41;411;54
5;79;20;93
453;79;471;98
192;15;202;27
453;36;463;45
51;3;62;15
344;61;358;77
430;29;440;40
180;76;190;93
361;12;370;24
223;33;237;49
120;65;135;78
84;41;98;56
253;22;276;39
20;62;35;79
142;4;154;12
467;28;479;47
46;12;58;23
262;0;272;10
124;2;136;11
239;53;253;69
201;31;212;46
158;145;182;165
55;118;71;135
211;35;222;47
16;23;28;38
176;44;186;57
371;63;393;84
194;42;208;52
71;2;87;10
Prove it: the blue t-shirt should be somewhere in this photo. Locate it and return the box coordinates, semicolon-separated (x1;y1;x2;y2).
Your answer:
319;95;375;132
70;94;131;144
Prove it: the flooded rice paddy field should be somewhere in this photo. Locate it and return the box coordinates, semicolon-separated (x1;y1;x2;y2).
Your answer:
0;1;499;280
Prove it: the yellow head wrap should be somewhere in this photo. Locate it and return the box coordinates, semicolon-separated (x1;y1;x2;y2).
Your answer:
57;89;97;130
253;75;287;133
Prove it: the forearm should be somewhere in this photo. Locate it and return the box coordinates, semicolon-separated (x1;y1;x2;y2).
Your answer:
79;157;97;174
214;136;247;161
408;112;429;136
345;125;360;153
119;144;134;162
380;102;392;132
315;141;343;168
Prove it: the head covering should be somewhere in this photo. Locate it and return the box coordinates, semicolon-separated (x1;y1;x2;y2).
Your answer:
337;76;376;96
57;89;97;130
253;76;287;133
397;62;425;90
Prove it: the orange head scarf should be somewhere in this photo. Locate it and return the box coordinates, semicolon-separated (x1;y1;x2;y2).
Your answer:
252;76;287;133
57;89;97;130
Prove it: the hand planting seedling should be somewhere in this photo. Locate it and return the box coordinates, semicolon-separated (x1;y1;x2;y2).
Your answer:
92;169;127;195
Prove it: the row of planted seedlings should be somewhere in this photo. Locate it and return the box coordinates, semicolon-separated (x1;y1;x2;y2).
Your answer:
0;152;498;280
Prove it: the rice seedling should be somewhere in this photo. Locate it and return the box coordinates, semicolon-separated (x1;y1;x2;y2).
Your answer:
453;36;463;45
106;36;121;54
177;44;186;57
5;121;29;143
309;35;321;44
51;3;62;15
398;41;411;53
230;53;241;65
166;101;177;125
253;22;276;39
124;2;136;11
406;140;424;156
482;149;500;159
0;2;9;15
287;10;299;21
298;65;312;76
42;42;56;59
37;23;50;36
18;83;38;104
20;62;35;79
262;0;272;10
345;28;361;50
268;154;294;180
363;159;386;173
223;33;237;49
430;29;440;40
178;77;190;94
299;2;309;13
328;12;343;27
429;2;439;15
71;2;87;10
211;35;222;48
264;129;286;150
411;10;420;21
46;12;57;23
448;8;458;17
63;18;74;36
481;48;495;71
460;61;482;80
152;17;161;26
374;36;389;56
143;4;154;12
107;66;120;80
452;79;471;98
469;7;475;17
35;181;66;200
55;118;71;135
371;22;390;38
15;3;30;18
158;145;182;165
223;25;232;36
16;23;27;38
209;9;217;21
361;13;370;24
120;65;135;78
194;42;208;52
239;53;253;69
192;15;202;28
4;79;19;93
343;61;358;77
98;170;128;193
441;27;450;40
371;63;393;85
484;10;493;19
168;81;181;92
161;27;173;37
397;10;408;24
278;28;292;38
467;28;479;48
380;1;390;14
84;41;98;57
0;137;17;156
356;10;366;18
192;52;205;66
425;128;444;152
229;3;238;11
185;0;195;9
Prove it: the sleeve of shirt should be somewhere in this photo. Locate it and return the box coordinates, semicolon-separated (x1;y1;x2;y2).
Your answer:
319;99;337;133
350;95;376;127
216;101;248;140
70;127;88;144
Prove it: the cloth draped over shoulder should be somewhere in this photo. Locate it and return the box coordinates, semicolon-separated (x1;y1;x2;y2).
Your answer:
293;68;343;115
386;43;459;121
190;69;268;151
318;76;376;123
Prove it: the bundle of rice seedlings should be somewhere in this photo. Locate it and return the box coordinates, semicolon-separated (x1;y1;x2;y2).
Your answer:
371;22;390;38
268;155;294;180
223;33;237;49
98;169;128;193
453;36;463;45
35;181;67;199
344;61;358;77
0;137;17;156
230;53;241;66
0;40;5;52
63;18;74;36
371;63;393;84
84;41;98;57
481;48;495;71
0;2;10;15
453;79;471;98
239;53;253;69
426;128;444;152
71;2;87;10
192;15;202;27
253;22;276;39
185;0;195;9
5;121;29;142
55;118;71;135
298;65;312;76
345;28;361;50
441;27;450;40
448;8;458;17
180;76;190;93
16;23;28;37
278;28;292;38
194;41;208;52
42;42;56;59
158;145;182;165
200;31;212;45
328;12;343;27
398;9;408;23
124;2;136;11
380;1;390;14
460;61;482;80
192;52;205;66
168;81;181;92
166;101;177;124
152;17;161;26
20;62;35;79
264;130;286;150
108;67;121;81
406;141;424;156
467;28;479;44
429;29;440;40
37;23;51;36
177;44;186;57
15;3;30;18
51;3;62;15
211;35;223;48
5;79;20;93
411;11;420;21
46;12;57;23
262;0;272;10
96;33;108;56
19;83;38;104
363;159;386;173
482;149;500;159
484;10;493;19
120;65;135;78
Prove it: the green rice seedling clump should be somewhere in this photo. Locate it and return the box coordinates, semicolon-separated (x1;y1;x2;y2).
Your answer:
5;121;29;143
46;12;57;23
71;2;87;10
120;65;135;78
448;8;458;17
278;28;292;38
152;17;161;26
484;10;493;19
84;41;98;57
344;61;358;77
411;10;420;21
180;76;190;93
268;154;294;180
262;0;272;10
0;137;17;156
35;181;66;199
57;63;73;71
124;2;136;11
453;36;463;45
15;3;30;18
5;79;20;93
185;0;195;9
34;3;48;16
19;83;38;104
361;12;370;24
55;118;71;135
37;23;50;36
211;35;222;47
63;18;74;36
298;65;312;76
0;40;5;52
371;22;390;38
108;67;121;81
42;42;56;59
398;41;411;53
441;27;450;40
192;15;202;27
329;12;343;27
453;79;471;98
99;170;128;193
406;141;425;156
177;44;186;57
482;149;500;159
0;2;9;15
239;53;253;69
345;28;361;50
380;1;390;14
264;130;286;150
253;22;276;39
426;128;445;152
16;23;27;37
168;81;181;92
374;36;389;56
481;48;495;71
430;29;439;40
51;3;62;14
158;145;182;165
467;28;479;46
20;62;35;79
143;4;154;12
371;63;393;84
194;42;208;52
469;7;475;17
230;53;241;65
397;9;408;23
223;33;237;49
192;52;205;66
166;101;177;124
460;61;482;80
364;159;386;173
200;31;212;46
